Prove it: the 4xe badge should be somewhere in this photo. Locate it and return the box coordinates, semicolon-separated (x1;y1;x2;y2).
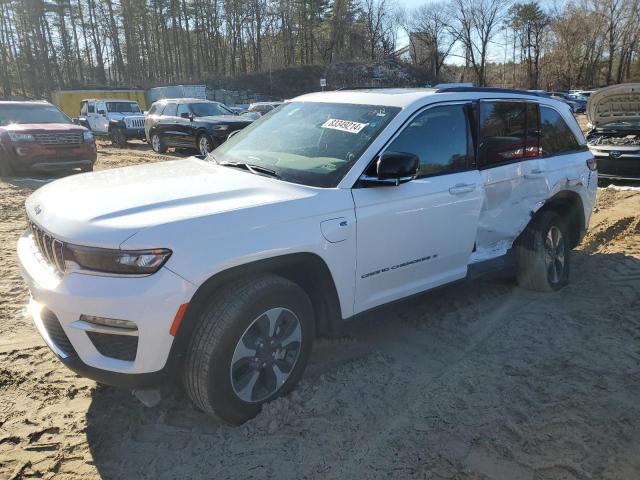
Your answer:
609;151;622;159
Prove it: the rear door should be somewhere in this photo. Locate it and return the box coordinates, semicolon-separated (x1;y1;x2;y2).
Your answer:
352;102;484;313
472;100;550;263
157;103;178;146
176;103;196;146
86;101;102;133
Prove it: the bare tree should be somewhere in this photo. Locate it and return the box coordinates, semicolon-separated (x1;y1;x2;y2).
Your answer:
450;0;509;86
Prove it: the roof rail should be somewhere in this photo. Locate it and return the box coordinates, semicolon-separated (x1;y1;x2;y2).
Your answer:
435;86;545;96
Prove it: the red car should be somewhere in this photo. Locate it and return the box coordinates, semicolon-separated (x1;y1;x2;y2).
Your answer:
0;101;96;178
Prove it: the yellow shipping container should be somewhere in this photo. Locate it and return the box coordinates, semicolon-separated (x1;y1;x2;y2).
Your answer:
52;90;147;117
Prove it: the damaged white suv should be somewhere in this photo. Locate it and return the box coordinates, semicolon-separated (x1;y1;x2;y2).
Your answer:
18;88;597;424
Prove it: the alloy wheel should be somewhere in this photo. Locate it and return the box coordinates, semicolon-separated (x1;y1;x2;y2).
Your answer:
199;136;211;156
544;225;565;284
230;307;302;403
152;134;161;152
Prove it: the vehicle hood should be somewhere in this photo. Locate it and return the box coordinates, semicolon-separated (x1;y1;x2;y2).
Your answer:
587;83;640;127
110;112;145;121
2;123;86;133
25;158;315;248
198;115;253;125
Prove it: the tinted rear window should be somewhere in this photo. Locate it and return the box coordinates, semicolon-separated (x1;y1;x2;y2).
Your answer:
162;104;177;117
540;107;580;155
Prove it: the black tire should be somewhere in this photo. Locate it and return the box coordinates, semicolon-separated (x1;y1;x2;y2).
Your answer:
516;210;570;292
110;127;127;148
81;164;94;173
183;274;314;425
196;133;215;157
0;149;14;179
150;132;167;153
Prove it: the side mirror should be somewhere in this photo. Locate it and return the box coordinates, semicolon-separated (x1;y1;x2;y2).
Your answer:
97;110;106;116
72;118;80;124
362;151;419;186
180;112;192;120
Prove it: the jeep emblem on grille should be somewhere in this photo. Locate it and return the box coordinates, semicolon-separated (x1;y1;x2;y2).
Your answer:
610;151;622;159
34;204;42;215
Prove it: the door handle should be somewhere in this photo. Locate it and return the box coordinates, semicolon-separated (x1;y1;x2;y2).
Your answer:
449;183;476;195
525;169;546;179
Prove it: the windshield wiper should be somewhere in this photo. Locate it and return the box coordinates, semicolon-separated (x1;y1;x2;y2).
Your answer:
218;161;280;179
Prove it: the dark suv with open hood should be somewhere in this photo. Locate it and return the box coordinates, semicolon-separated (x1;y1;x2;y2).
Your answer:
0;101;96;178
586;84;640;181
145;98;254;156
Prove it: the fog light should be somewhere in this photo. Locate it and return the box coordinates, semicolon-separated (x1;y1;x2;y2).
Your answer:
80;314;137;330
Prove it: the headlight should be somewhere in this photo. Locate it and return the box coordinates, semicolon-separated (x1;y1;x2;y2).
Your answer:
63;244;172;275
83;131;94;141
8;132;34;142
212;125;229;131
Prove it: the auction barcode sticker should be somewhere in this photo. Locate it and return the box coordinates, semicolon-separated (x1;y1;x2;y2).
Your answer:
321;118;368;134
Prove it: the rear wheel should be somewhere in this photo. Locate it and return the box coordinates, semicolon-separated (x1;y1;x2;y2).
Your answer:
151;132;167;153
516;210;570;292
183;274;314;424
110;127;127;148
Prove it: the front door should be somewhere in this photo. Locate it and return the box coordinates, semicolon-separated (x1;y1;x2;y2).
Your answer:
352;102;484;314
176;103;196;146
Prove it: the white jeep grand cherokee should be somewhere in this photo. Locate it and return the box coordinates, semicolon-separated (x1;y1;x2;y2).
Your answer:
18;88;597;424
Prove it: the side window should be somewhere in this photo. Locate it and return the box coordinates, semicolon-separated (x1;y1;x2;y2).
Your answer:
479;101;529;166
80;102;87;116
87;102;95;114
147;104;158;116
540;106;580;155
386;104;470;177
177;104;191;117
163;103;177;117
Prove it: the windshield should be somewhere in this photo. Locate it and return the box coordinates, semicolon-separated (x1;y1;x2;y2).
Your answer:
191;102;233;117
0;104;71;126
211;101;400;187
106;102;141;113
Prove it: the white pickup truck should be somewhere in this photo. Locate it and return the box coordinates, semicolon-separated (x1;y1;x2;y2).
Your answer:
18;88;597;424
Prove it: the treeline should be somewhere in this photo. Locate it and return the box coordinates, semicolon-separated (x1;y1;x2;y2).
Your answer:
400;0;640;89
0;0;397;97
0;0;639;98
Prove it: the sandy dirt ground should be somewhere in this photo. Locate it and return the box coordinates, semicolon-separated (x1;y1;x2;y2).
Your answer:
1;133;640;479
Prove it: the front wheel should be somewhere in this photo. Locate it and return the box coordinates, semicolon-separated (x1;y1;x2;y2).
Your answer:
183;274;314;424
516;210;570;292
110;127;127;148
197;133;215;157
0;151;14;179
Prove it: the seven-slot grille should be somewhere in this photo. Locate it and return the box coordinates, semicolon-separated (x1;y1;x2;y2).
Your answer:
126;117;145;128
27;218;65;272
33;132;82;145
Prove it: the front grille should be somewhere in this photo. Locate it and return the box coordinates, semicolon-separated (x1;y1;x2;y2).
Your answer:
27;218;65;272
33;132;82;145
86;332;138;361
41;308;76;357
126;118;145;128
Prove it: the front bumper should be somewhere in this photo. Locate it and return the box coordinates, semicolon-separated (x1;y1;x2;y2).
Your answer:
6;142;97;172
593;156;640;180
17;230;197;386
123;128;146;140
